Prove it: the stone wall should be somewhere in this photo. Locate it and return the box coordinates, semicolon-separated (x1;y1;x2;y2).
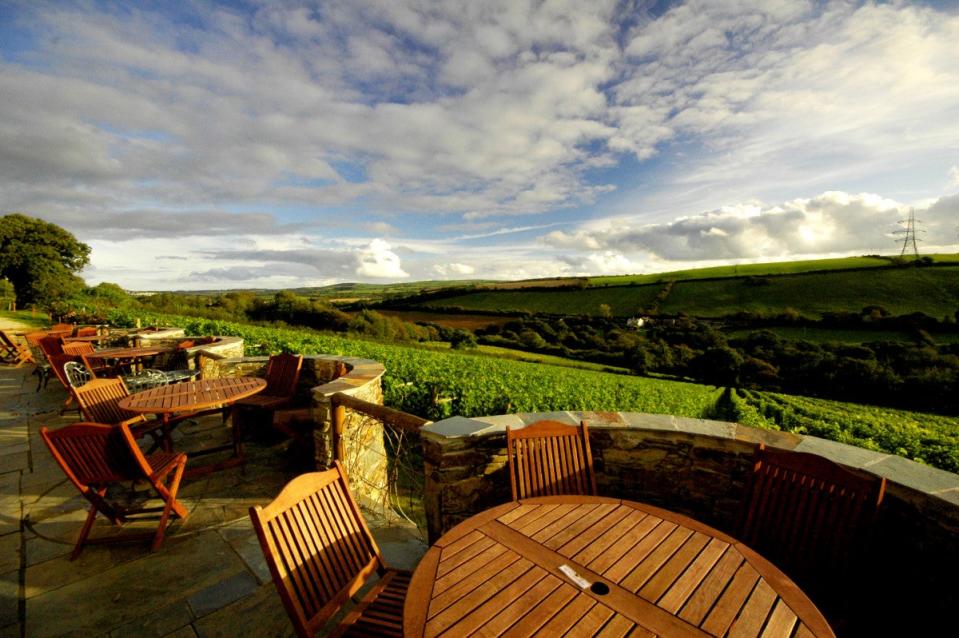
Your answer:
422;410;959;634
202;354;387;509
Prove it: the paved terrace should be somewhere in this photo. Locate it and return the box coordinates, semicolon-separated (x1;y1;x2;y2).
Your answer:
0;359;427;638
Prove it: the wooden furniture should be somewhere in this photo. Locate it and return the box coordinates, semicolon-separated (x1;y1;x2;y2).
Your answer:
62;341;110;375
506;419;597;500
250;462;411;638
233;353;303;436
23;331;52;390
38;421;188;559
71;377;170;449
85;345;170;376
0;329;33;366
405;495;835;638
738;444;886;606
117;377;266;474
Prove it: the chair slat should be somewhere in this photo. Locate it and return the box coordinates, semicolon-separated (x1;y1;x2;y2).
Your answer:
506;420;598;501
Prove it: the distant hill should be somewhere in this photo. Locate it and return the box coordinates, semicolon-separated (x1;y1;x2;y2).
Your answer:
389;254;959;319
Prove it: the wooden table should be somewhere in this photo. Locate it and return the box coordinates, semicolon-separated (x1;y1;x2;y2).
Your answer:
405;496;834;638
117;377;266;475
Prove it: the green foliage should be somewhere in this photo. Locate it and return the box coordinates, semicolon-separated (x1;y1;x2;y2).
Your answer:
0;278;14;308
0;214;90;307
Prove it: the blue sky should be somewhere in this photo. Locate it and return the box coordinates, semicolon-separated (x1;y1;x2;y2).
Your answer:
1;0;959;290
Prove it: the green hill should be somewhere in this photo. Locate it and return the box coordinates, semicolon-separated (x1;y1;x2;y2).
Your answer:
408;256;959;319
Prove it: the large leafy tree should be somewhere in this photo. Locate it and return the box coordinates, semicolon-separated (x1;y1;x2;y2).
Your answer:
0;213;90;306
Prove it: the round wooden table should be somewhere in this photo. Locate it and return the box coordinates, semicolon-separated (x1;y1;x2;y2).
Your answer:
404;496;834;637
118;377;266;475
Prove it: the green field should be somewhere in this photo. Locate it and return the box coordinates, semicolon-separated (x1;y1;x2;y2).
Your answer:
414;263;959;319
587;255;894;286
418;341;632;374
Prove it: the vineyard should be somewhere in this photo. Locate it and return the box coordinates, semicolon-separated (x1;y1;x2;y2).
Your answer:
729;389;959;473
105;309;959;473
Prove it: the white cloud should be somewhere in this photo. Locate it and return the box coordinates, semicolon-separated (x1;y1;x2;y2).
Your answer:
356;239;409;278
948;166;959;191
433;263;476;277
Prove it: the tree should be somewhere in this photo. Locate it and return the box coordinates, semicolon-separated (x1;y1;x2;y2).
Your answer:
0;214;90;306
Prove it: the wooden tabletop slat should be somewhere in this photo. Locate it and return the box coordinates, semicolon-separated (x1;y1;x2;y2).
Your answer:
425;557;533;636
564;601;617;638
543;503;618;551
658;538;729;614
727;579;778;638
620;525;695;592
498;583;579;638
638;531;712;601
759;599;799;638
530;503;600;544
118;377;266;414
440;565;546;636
405;497;835;638
430;544;512;600
555;504;632;557
470;573;563;638
597;614;650;638
576;509;655;571
678;546;745;626
600;519;677;582
435;533;495;578
700;563;762;636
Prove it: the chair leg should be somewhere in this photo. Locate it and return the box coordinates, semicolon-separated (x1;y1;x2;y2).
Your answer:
151;457;188;551
71;501;102;560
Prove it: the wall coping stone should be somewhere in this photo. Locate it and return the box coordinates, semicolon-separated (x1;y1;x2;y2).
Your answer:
424;410;959;507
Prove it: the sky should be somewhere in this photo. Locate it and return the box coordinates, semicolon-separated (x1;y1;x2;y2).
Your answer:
2;0;959;291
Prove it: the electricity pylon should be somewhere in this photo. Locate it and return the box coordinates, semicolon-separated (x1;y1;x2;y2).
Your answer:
894;208;923;258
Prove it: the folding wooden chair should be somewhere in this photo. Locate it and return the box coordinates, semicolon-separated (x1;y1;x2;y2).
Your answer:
738;444;886;604
506;419;598;501
233;353;303;436
0;329;32;366
250;462;410;638
23;331;52;390
39;421;188;559
71;378;171;450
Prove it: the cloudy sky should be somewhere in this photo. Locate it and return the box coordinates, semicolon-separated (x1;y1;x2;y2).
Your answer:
2;0;959;291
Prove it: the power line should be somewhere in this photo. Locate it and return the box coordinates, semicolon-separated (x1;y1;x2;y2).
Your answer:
894;208;923;258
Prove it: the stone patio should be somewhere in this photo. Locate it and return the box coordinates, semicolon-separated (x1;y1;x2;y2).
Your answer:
0;362;427;638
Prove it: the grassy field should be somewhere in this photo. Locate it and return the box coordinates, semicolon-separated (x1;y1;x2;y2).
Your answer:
414;264;959;319
659;266;959;317
726;326;959;344
415;285;662;316
0;310;50;330
417;341;632;374
586;255;894;286
376;310;511;330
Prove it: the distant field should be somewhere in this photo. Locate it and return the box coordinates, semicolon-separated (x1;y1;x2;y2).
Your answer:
414;265;959;319
0;310;49;330
417;341;632;374
587;255;893;286
659;266;959;317
376;310;511;330
416;286;662;316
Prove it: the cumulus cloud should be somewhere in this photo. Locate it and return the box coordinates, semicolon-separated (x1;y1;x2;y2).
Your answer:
356;239;409;278
541;191;959;262
433;263;476;277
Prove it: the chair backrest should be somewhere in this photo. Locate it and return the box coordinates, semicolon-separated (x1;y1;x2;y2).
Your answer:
73;378;145;426
264;353;303;398
38;335;64;357
75;326;98;337
62;341;95;356
48;353;77;389
63;361;92;388
39;422;143;490
738;444;886;582
249;462;385;638
49;323;75;336
506;420;598;501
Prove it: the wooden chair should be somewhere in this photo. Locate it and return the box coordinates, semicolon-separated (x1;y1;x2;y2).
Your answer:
0;329;32;366
75;326;98;337
505;419;598;501
23;331;52;390
49;323;75;336
249;462;410;638
62;341;110;375
71;378;169;449
39;421;188;559
738;444;886;597
233;353;303;434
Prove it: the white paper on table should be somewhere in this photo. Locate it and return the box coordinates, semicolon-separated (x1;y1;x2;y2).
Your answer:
558;564;591;589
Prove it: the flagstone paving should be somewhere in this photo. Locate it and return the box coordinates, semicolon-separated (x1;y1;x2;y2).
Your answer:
0;352;427;638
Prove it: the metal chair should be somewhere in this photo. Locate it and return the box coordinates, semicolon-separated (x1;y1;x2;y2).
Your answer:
39;421;188;559
63;360;92;388
250;462;410;637
505;419;598;501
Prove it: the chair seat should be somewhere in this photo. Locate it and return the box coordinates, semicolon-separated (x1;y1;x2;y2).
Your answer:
341;570;411;638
